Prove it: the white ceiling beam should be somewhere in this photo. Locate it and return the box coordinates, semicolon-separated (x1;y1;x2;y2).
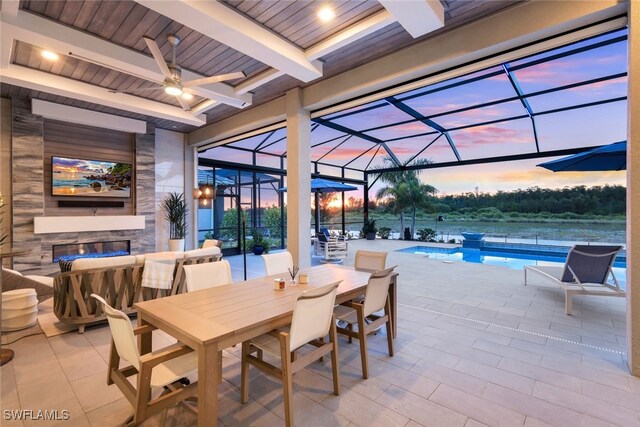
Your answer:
191;100;218;115
0;0;19;16
32;99;147;133
0;64;206;126
0;30;11;68
235;10;396;94
379;0;444;38
306;10;396;60
235;68;285;95
135;0;323;82
0;10;251;108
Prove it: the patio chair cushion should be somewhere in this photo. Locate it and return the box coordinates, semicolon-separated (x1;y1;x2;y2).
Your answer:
149;345;199;388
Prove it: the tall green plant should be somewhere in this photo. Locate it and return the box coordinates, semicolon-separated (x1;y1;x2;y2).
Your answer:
162;192;187;239
370;157;435;239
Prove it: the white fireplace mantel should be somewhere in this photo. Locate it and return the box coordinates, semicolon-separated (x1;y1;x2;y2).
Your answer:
33;215;146;234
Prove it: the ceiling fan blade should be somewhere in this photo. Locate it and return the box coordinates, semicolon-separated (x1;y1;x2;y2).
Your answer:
182;72;245;88
177;95;191;112
109;86;164;94
143;36;173;80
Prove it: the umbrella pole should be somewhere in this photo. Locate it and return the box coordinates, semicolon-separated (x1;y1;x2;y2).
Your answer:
315;191;320;235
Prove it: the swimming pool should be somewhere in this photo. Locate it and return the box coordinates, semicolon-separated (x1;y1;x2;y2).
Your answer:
397;245;627;288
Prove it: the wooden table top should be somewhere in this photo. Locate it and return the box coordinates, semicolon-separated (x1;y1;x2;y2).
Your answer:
135;264;372;347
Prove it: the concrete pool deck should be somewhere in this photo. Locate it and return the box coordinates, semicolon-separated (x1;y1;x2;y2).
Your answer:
2;239;637;426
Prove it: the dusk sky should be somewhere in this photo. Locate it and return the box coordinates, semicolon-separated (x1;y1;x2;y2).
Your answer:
202;29;628;200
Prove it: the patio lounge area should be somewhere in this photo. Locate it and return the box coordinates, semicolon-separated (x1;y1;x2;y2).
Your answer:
1;0;639;425
2;240;637;426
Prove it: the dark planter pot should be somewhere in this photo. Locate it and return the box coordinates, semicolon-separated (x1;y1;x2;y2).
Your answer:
366;232;376;240
253;246;265;255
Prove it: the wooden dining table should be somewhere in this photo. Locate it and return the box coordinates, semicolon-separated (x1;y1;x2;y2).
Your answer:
135;264;398;426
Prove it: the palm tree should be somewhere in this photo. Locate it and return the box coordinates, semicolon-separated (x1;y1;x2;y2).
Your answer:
370;157;435;239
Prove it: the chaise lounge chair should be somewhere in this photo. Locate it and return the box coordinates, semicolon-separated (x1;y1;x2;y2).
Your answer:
524;245;624;315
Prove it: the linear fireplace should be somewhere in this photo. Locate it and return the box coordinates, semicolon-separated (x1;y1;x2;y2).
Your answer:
52;240;131;263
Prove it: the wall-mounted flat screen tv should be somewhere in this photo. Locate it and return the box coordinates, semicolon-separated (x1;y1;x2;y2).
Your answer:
51;156;132;198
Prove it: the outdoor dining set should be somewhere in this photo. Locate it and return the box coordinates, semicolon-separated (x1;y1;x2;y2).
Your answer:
96;248;397;426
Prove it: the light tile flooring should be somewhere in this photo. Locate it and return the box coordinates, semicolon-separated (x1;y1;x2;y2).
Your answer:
2;239;639;426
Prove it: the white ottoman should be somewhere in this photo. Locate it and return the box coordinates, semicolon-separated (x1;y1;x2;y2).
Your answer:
2;289;38;332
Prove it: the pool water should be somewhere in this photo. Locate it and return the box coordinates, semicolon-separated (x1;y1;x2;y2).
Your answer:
397;245;627;289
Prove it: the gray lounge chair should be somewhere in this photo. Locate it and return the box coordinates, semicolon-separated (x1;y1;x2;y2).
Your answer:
524;245;624;315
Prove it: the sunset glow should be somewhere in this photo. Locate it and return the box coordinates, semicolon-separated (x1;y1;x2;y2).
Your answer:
200;28;628;194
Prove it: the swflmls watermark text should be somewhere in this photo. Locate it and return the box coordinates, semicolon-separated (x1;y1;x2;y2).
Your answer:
3;409;70;421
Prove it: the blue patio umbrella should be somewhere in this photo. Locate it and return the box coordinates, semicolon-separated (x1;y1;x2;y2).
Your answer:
537;141;627;172
278;178;358;234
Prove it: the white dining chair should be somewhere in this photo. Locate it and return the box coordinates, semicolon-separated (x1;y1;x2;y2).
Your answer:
354;250;387;271
241;282;341;427
183;259;232;292
334;266;396;379
91;294;198;425
261;251;293;276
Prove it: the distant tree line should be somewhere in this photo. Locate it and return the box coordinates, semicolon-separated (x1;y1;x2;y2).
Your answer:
433;185;625;216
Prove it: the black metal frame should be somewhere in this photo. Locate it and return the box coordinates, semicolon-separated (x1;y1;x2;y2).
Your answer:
197;24;628;232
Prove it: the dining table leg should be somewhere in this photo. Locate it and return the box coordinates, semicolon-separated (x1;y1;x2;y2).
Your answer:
198;341;220;426
138;316;152;355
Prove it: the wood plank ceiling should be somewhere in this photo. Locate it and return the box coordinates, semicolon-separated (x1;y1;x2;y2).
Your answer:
3;0;524;132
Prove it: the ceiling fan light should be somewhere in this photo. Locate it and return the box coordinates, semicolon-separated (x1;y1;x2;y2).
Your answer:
181;92;193;100
165;84;183;96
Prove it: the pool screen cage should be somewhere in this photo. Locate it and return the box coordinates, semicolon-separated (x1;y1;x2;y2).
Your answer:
198;22;628;237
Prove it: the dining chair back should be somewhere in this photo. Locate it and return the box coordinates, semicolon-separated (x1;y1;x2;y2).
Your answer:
363;267;396;317
262;251;293;276
334;266;396;378
183;260;232;292
92;294;140;370
354;250;387;272
241;282;341;427
289;283;339;351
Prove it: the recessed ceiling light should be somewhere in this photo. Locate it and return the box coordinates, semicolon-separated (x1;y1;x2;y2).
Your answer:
41;50;59;61
181;92;193;100
317;6;335;23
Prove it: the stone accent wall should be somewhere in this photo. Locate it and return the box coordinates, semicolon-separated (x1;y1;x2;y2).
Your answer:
8;97;157;275
135;125;156;255
11;98;44;274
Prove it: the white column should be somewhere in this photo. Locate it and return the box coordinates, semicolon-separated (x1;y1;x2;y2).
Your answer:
285;87;311;268
627;0;640;377
184;144;198;250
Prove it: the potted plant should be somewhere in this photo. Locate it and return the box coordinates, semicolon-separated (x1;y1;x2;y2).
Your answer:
250;229;271;255
161;192;187;252
362;218;377;240
379;226;391;239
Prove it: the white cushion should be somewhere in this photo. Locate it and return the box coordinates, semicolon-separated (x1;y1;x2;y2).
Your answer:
202;239;221;249
183;246;220;259
71;255;137;271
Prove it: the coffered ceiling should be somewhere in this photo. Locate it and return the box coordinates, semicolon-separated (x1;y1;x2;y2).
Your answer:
0;0;523;132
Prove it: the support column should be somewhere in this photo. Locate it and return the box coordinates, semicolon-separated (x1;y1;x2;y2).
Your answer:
285;88;311;268
627;0;640;377
11;98;44;274
135;124;156;255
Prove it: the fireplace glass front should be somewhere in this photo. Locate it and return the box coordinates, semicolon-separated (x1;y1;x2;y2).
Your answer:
52;240;131;263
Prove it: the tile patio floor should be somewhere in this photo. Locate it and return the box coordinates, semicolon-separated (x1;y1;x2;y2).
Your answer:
2;239;638;426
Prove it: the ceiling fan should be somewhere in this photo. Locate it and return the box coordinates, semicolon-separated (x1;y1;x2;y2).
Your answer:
109;34;245;111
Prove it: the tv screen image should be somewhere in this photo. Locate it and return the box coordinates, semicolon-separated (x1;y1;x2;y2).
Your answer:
52;156;132;198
